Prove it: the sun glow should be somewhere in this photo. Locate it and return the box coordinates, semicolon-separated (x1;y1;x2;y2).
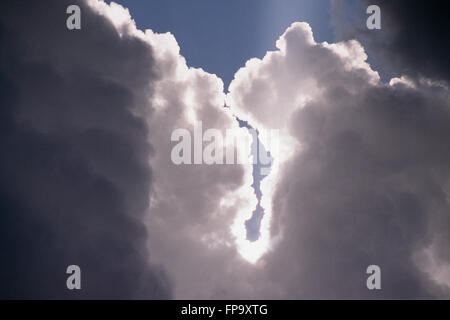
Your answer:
229;120;298;264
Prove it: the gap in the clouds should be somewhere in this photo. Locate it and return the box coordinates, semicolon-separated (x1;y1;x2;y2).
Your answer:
236;118;273;242
106;0;334;89
104;0;279;245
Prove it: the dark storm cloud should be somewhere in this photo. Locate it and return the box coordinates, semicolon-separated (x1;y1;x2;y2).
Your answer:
266;80;450;298
331;0;450;82
0;0;171;298
228;22;450;299
3;0;447;300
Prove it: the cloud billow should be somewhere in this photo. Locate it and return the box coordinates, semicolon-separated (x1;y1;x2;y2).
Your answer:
228;22;450;299
331;0;450;82
1;0;449;300
0;0;251;299
0;0;170;299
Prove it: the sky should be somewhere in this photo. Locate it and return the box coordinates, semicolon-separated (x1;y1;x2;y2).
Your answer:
103;0;334;242
106;0;334;89
1;0;450;300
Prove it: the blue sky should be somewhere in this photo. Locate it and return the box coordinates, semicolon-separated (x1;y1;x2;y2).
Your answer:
105;0;335;242
107;0;334;90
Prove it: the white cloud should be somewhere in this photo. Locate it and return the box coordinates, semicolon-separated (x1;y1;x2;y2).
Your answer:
90;1;263;298
226;21;450;298
85;2;450;299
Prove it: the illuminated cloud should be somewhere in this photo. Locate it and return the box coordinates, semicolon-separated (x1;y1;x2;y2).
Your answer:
227;21;450;299
1;0;449;300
